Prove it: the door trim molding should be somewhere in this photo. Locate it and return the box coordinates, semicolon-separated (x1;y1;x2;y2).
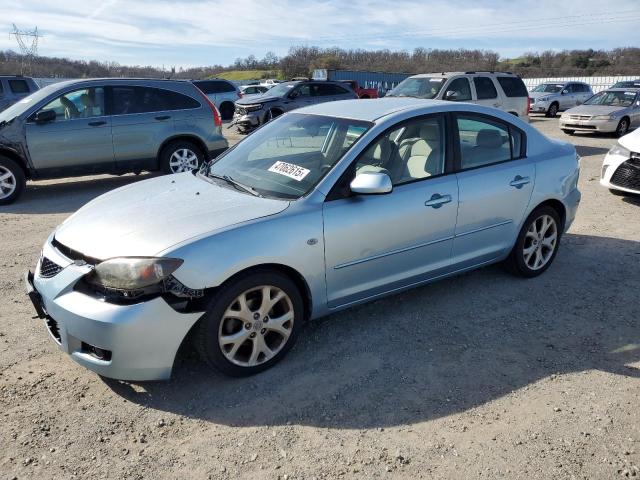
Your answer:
454;219;512;239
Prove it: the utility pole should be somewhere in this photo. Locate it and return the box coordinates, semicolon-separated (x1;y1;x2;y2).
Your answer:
11;24;41;74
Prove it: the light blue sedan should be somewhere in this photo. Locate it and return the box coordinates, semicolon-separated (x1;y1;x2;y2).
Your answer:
26;98;581;380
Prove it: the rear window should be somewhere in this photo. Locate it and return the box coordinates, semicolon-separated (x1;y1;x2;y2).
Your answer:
9;79;30;94
496;77;528;97
194;80;236;94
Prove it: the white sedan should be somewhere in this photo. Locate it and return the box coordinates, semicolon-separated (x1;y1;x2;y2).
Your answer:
601;128;640;195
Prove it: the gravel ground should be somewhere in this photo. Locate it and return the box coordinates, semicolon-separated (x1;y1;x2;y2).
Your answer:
1;116;639;480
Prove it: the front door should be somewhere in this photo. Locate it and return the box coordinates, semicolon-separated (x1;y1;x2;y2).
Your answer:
451;113;535;268
323;114;459;307
25;86;114;174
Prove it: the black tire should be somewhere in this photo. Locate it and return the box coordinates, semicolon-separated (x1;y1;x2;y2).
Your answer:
615;118;630;138
160;140;205;174
546;103;559;118
195;270;303;377
562;129;575;135
219;102;235;121
265;108;283;123
503;206;562;278
0;156;26;206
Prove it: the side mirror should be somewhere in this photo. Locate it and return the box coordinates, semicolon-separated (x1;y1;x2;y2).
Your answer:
561;89;568;95
444;90;459;101
33;109;56;124
350;172;393;195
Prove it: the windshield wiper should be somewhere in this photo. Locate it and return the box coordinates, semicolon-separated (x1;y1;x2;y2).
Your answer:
208;173;262;197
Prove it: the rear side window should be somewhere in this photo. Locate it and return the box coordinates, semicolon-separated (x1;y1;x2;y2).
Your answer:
474;77;498;99
111;86;200;114
9;79;30;94
456;114;524;170
194;80;235;94
496;77;528;97
317;84;350;95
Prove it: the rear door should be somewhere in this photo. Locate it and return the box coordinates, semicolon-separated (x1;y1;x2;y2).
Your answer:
110;85;180;170
25;86;114;173
472;76;502;110
452;113;534;268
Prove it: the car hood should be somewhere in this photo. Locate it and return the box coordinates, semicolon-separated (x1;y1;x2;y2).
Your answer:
619;127;640;152
236;95;280;105
529;91;558;99
55;172;290;260
564;104;625;116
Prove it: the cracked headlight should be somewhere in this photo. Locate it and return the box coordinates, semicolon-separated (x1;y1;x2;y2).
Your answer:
87;257;183;290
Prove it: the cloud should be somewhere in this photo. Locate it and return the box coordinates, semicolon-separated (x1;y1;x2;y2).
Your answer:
0;0;638;66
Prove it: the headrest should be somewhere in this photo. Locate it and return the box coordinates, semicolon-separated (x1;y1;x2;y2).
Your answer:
410;139;429;157
476;129;503;148
420;123;440;142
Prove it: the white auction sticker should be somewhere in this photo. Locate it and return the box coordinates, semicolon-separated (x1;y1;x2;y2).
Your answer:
268;161;311;181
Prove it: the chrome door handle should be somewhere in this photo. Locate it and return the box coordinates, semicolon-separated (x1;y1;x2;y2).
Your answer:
509;175;531;189
425;193;452;208
88;121;106;126
155;115;171;121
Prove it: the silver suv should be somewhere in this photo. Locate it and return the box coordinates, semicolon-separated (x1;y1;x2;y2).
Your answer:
0;78;228;204
0;75;39;112
529;81;593;117
386;72;530;119
232;80;358;133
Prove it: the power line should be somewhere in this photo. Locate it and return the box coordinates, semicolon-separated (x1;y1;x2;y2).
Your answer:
10;24;41;74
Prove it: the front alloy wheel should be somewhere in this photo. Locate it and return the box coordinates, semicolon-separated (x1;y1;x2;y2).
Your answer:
615;118;629;138
195;271;303;376
218;286;294;367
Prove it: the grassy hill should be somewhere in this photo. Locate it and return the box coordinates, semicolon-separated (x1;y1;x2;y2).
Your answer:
213;70;283;81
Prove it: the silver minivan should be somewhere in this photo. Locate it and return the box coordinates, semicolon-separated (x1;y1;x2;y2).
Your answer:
385;72;530;120
0;78;228;204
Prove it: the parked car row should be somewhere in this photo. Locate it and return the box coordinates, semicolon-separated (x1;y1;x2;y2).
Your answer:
0;78;228;204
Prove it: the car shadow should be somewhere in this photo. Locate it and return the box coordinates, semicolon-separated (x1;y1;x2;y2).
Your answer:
575;145;611;157
1;173;158;215
103;233;640;429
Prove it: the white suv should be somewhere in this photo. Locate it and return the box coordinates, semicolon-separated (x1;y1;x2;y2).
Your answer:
192;79;241;120
386;72;529;120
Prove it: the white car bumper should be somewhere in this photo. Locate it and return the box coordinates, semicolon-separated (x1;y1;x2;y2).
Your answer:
600;151;640;194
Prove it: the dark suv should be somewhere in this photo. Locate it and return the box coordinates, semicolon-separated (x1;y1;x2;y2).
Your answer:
0;78;228;204
0;75;39;112
232;80;358;133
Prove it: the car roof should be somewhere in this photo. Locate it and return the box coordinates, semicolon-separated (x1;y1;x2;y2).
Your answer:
410;71;518;78
296;97;455;122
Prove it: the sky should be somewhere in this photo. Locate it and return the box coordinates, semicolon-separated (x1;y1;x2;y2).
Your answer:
1;0;639;68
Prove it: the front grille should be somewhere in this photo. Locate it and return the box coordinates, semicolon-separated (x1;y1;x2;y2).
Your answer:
46;317;62;344
564;123;596;129
569;115;592;120
39;257;63;278
610;161;640;191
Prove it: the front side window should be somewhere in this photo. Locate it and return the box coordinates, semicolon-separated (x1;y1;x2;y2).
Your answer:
474;77;498;100
445;78;472;101
386;77;446;99
584;90;637;107
111;86;199;114
355;115;446;185
206;113;371;199
37;87;106;121
457;115;523;170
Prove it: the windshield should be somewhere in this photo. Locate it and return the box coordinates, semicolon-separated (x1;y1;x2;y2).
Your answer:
263;82;297;98
531;83;564;93
612;81;640;89
584;90;637;107
206;113;372;199
386;77;445;99
0;83;59;124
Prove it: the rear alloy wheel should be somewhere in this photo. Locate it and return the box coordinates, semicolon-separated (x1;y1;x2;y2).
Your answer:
161;141;204;174
546;103;559;118
504;206;561;278
195;271;303;376
0;157;26;205
615;118;629;138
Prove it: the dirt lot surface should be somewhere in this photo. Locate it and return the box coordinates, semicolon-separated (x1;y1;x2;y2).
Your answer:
1;116;639;480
